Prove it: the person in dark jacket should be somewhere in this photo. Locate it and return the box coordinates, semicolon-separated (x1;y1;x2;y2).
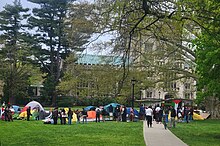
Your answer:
158;108;163;124
139;105;145;120
4;106;8;121
27;106;31;121
184;106;190;123
82;108;88;124
95;108;101;123
75;109;81;124
52;107;58;125
68;108;73;125
109;105;113;120
101;108;107;122
189;107;194;122
170;106;176;128
122;106;127;122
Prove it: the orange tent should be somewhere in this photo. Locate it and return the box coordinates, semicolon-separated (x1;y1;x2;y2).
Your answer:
87;111;102;121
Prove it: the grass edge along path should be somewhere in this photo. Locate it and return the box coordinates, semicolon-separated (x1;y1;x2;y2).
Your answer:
170;119;220;146
0;120;145;146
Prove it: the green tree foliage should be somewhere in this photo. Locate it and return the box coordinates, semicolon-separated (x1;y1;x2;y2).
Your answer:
65;2;95;52
93;0;197;97
27;0;95;105
0;1;42;104
192;0;220;118
27;0;74;105
58;54;119;97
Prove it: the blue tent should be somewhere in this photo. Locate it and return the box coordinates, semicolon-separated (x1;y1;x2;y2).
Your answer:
84;106;96;111
104;103;120;112
12;105;21;113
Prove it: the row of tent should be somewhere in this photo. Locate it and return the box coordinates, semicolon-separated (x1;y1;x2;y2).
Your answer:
1;101;139;122
85;103;139;117
2;101;206;122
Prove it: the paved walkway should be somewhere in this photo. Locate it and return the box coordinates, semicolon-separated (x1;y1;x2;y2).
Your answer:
143;121;188;146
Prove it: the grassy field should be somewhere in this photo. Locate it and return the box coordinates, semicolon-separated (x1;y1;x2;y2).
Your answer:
170;119;220;146
0;120;145;146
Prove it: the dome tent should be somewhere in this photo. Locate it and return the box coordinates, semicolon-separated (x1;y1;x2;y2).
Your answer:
104;103;120;113
19;101;45;119
24;101;44;111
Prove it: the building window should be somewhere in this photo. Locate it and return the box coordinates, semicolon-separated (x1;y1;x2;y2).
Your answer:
165;82;176;90
171;82;176;90
184;93;191;99
146;91;153;98
184;83;190;90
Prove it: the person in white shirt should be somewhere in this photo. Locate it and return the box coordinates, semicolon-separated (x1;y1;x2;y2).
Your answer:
145;106;153;128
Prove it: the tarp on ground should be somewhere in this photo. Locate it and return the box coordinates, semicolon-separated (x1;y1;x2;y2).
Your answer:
193;112;204;120
200;112;210;119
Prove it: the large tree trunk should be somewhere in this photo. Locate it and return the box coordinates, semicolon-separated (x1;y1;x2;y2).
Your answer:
51;91;57;106
205;96;220;119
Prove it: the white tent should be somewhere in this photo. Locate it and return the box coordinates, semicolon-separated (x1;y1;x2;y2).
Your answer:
25;101;44;111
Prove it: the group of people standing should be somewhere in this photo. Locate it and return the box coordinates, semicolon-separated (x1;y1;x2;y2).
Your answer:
52;107;75;125
143;104;194;129
51;105;136;125
51;107;98;125
177;106;194;123
112;105;135;122
1;102;13;122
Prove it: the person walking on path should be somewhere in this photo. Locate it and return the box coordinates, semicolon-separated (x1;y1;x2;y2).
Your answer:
155;105;161;124
170;106;176;128
145;106;153;128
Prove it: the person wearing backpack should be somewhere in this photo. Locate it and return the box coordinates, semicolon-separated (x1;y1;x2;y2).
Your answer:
170;106;177;128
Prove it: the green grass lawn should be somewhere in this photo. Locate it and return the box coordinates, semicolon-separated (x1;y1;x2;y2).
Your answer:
170;119;220;146
0;120;145;146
